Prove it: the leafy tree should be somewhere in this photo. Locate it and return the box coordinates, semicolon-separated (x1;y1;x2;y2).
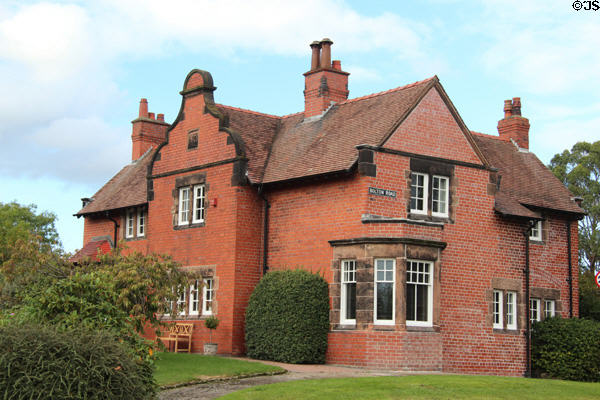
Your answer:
550;141;600;273
579;271;600;320
0;201;61;264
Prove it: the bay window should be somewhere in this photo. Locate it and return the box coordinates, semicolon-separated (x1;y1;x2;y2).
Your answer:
340;260;356;324
374;259;395;325
406;260;433;326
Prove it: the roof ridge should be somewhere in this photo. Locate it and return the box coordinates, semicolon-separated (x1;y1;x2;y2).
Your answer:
217;104;281;119
339;76;436;105
470;130;511;142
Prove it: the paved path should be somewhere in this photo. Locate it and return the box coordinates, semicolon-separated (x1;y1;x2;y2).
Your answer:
159;358;402;400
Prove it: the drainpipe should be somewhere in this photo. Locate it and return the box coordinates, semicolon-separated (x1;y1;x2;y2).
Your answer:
523;221;533;378
566;221;573;318
258;185;270;275
106;213;119;248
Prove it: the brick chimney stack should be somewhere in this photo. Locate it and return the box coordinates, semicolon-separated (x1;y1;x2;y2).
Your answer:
131;98;169;160
303;38;349;118
497;97;530;149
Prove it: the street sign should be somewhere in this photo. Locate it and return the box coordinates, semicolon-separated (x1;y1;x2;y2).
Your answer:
595;270;600;289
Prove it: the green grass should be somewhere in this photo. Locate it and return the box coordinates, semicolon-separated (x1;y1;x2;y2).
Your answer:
220;375;600;400
153;352;284;387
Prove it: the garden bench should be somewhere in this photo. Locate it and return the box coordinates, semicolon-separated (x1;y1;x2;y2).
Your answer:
157;323;194;353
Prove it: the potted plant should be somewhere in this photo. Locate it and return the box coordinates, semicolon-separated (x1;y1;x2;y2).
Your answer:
203;316;220;355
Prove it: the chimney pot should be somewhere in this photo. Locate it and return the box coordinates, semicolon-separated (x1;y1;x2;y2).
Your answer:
503;99;512;118
512;97;522;116
332;60;341;71
139;98;149;118
157;113;165;122
148;112;155;120
320;38;333;69
310;41;321;71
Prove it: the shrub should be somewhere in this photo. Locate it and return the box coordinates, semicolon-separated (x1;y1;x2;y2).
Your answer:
205;316;219;343
0;324;156;399
245;269;329;364
532;317;600;381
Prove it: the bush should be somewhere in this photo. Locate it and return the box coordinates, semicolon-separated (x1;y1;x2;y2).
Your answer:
245;269;329;364
532;317;600;381
0;324;156;399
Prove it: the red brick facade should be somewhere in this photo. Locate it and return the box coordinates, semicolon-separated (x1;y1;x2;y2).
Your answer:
76;39;582;376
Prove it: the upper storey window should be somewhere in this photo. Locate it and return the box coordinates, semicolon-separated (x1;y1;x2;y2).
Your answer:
175;173;207;229
192;185;205;224
410;172;450;218
178;187;191;225
529;220;542;241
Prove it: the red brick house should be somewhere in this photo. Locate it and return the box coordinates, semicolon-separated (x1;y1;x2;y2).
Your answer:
75;39;583;375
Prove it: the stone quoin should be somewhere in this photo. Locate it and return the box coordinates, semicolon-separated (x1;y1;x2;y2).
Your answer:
73;39;583;376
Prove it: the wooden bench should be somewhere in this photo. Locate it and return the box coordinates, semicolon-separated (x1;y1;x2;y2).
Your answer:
157;323;194;353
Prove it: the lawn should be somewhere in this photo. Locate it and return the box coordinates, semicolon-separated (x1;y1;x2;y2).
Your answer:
154;353;284;387
220;375;600;400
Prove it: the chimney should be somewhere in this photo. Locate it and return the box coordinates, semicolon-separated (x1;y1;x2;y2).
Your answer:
303;38;350;118
131;98;169;160
497;97;530;149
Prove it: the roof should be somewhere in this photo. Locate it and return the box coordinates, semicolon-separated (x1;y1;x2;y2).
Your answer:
76;148;153;216
472;133;584;216
261;78;435;183
69;238;112;263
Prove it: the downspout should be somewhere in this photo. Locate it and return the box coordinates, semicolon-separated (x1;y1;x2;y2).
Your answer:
107;214;119;248
523;221;533;378
258;185;270;275
566;221;573;318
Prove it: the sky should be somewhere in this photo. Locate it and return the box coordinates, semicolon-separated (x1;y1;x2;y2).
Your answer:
0;0;598;253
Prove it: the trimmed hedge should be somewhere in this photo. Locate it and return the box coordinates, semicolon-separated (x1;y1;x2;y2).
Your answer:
0;324;156;399
245;269;329;364
532;317;600;382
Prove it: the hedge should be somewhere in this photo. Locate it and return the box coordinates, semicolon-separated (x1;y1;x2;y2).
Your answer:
0;324;156;399
532;317;600;382
245;269;329;363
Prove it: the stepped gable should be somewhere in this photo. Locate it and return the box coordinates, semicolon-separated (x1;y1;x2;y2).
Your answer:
261;77;435;184
473;133;583;215
75;148;154;216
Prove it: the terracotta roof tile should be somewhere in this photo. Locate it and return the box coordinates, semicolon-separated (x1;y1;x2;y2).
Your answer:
69;238;112;263
473;134;583;215
76;148;153;216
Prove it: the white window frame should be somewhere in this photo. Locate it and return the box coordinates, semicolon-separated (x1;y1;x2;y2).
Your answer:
506;291;517;330
340;260;357;325
410;172;428;215
177;289;187;316
544;299;556;318
530;298;541;324
189;280;200;316
125;209;135;238
493;290;503;329
137;208;145;237
530;220;542;241
192;185;205;224
178;187;191;225
431;175;449;217
202;278;214;316
374;258;395;325
406;260;434;327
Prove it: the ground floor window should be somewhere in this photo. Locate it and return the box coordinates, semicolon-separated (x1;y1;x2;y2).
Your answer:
406;260;433;327
340;260;356;324
544;299;555;318
530;298;541;324
202;278;214;315
374;259;395;325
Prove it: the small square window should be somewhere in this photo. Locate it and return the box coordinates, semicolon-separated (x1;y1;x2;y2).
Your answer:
188;131;198;149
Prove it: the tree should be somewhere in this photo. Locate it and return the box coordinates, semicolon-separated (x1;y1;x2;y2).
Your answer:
549;141;600;273
0;201;61;264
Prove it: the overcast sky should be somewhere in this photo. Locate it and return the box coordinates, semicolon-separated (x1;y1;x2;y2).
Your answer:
1;0;598;252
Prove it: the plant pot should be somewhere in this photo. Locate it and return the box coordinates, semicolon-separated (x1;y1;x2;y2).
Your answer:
204;343;218;355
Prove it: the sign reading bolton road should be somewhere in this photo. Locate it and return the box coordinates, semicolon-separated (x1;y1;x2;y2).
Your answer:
368;187;397;198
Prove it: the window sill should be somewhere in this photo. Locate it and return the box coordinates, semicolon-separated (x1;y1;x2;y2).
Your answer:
373;325;396;331
406;325;438;333
159;314;213;321
333;324;356;331
124;236;146;242
174;222;206;231
493;328;520;335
